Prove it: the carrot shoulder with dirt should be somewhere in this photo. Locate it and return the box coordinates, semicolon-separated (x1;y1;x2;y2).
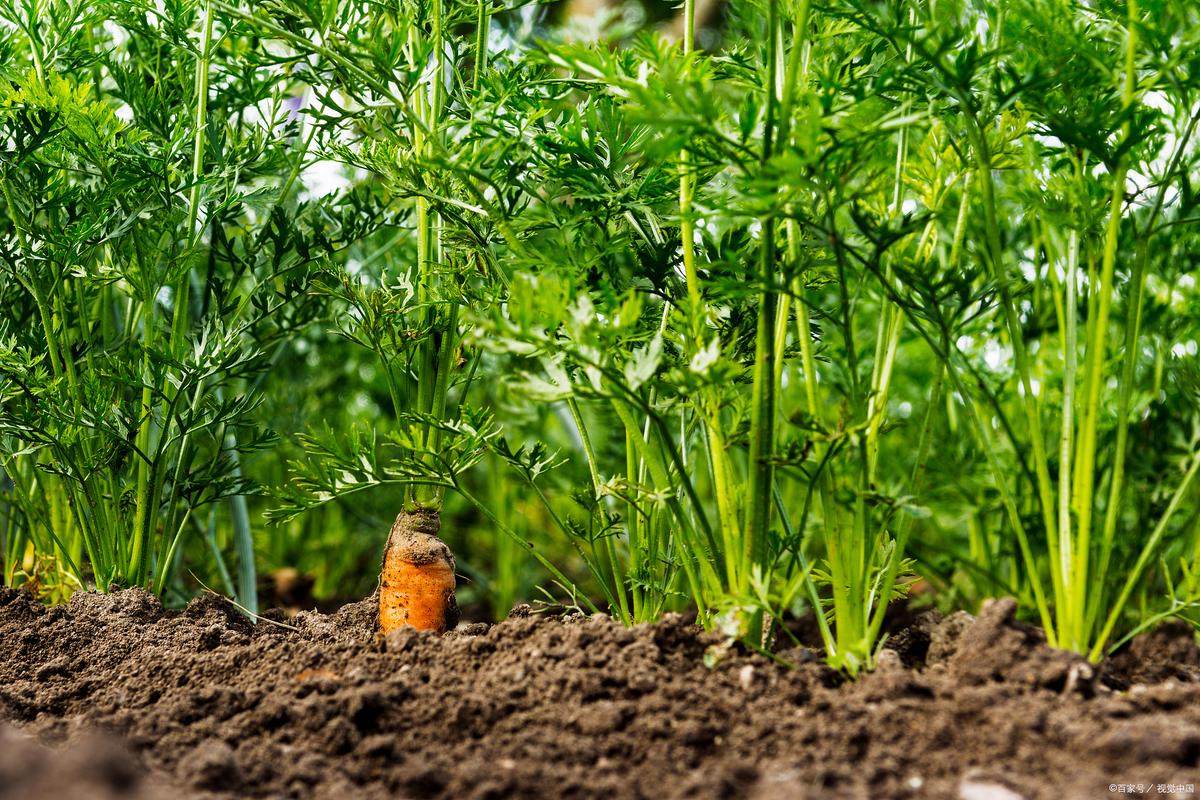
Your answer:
378;509;459;635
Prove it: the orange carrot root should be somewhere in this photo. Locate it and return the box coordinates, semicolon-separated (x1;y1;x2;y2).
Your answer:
378;509;459;635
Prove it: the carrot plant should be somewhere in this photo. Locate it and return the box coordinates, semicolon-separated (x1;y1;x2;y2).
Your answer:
878;0;1195;662
248;0;594;618
474;0;1199;670
0;0;360;607
465;1;948;671
839;0;1200;659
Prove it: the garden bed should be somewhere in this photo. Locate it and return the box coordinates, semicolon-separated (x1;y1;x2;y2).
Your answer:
1;588;1198;800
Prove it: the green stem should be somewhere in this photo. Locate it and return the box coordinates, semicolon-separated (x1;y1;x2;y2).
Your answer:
677;0;742;587
410;0;449;509
567;398;630;622
473;0;489;91
129;288;159;586
1058;230;1079;644
1091;453;1200;661
185;0;214;247
969;123;1061;636
743;0;784;592
1068;0;1137;650
428;306;460;506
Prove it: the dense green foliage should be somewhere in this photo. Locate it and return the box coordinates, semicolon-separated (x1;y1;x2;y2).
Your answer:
2;0;1199;672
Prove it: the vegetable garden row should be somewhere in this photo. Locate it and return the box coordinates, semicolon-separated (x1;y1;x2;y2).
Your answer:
2;0;1200;677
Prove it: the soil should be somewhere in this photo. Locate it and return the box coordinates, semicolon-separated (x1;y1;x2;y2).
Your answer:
2;588;1199;800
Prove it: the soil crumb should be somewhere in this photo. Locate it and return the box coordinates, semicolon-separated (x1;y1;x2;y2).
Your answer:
1;589;1198;800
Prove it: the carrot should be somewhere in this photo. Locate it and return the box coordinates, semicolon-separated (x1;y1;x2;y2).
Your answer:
378;509;459;635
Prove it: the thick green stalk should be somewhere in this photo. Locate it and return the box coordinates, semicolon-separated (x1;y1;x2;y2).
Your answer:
1066;0;1137;650
1069;165;1128;641
968;126;1061;634
865;309;902;482
410;0;451;509
676;0;742;589
793;288;819;416
473;0;489;90
172;0;215;361
128;282;160;586
428;306;460;504
1058;230;1079;643
185;0;213;247
743;0;784;590
679;0;699;335
132;0;214;588
624;421;644;621
678;0;699;337
1072;246;1100;498
865;42;912;482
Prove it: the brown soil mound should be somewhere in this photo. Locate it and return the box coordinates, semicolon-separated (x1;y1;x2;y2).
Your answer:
1;588;1198;800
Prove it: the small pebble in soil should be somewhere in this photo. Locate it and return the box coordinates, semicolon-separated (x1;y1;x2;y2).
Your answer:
958;777;1027;800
